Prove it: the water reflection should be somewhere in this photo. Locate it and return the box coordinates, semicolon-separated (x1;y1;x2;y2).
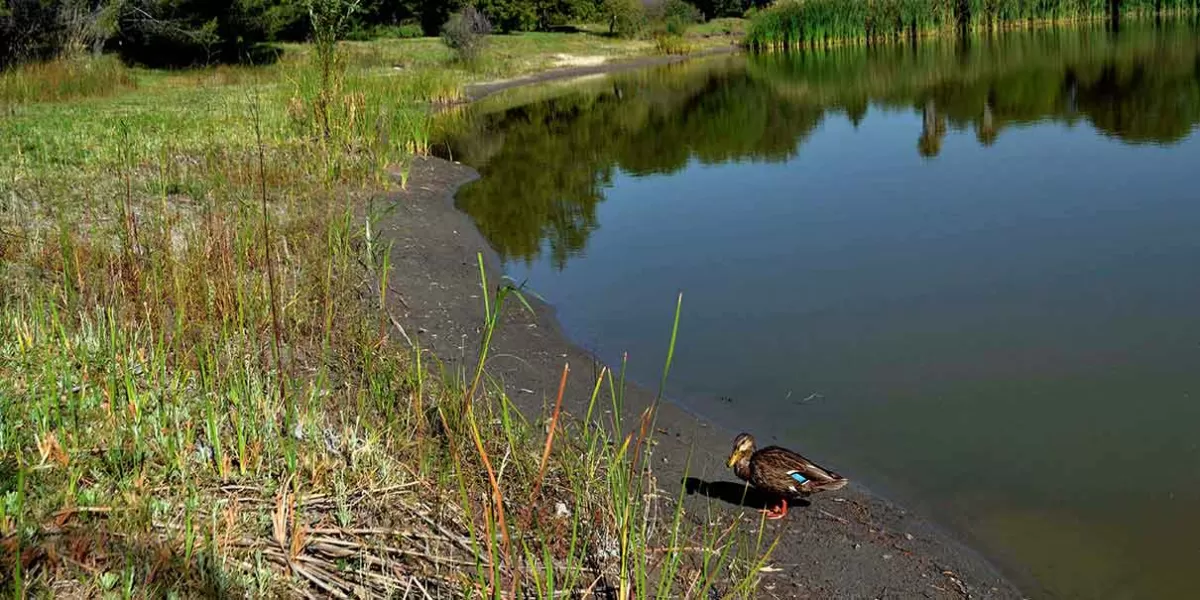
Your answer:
438;24;1200;268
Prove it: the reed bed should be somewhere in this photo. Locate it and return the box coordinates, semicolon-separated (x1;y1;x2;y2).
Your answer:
747;0;1200;48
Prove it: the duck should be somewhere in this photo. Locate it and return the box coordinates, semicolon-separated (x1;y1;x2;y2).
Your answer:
725;432;848;519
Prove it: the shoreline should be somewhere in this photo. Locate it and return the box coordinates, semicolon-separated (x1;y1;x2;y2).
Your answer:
377;155;1027;598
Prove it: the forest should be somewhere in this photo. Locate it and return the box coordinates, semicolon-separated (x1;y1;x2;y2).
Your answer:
0;0;768;68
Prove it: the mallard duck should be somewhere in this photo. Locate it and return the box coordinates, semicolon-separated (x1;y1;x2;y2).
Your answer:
726;433;848;519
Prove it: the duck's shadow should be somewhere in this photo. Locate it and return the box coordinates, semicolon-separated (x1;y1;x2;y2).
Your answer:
683;477;811;510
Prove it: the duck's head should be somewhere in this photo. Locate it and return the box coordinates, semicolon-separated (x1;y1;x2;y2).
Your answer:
726;433;756;468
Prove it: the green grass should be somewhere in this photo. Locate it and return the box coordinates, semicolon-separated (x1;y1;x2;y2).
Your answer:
0;30;769;598
689;17;750;38
746;0;1200;48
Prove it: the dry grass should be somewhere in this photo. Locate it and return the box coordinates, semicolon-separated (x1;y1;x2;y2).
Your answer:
0;55;135;105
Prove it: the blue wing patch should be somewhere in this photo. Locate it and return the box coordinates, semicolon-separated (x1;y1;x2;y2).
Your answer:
789;471;809;484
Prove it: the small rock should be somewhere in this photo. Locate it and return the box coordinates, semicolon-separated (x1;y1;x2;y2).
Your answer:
853;543;861;550
554;502;570;519
905;533;914;541
193;441;212;465
882;554;892;560
323;428;341;455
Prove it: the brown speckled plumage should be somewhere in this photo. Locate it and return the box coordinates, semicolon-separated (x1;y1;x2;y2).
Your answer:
726;433;847;518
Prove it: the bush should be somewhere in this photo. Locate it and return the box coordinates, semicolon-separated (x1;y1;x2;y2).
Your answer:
391;21;425;38
441;6;492;64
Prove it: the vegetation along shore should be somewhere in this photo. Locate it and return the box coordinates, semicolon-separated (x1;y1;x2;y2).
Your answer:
10;0;1189;596
747;0;1200;48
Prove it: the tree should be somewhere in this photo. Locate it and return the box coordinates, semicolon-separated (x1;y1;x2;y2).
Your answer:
473;0;593;32
1;0;69;67
533;0;598;29
475;0;537;31
418;0;462;36
601;0;645;36
691;0;770;19
113;0;276;67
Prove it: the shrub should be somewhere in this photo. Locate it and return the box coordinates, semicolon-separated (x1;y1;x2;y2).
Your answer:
391;21;425;38
441;6;492;64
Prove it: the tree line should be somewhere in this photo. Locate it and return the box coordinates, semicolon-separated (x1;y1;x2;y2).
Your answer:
0;0;769;68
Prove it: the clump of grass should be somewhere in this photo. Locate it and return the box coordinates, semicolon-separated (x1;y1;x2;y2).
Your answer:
655;33;694;55
1;55;135;105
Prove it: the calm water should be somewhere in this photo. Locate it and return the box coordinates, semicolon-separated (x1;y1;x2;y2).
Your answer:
440;24;1200;598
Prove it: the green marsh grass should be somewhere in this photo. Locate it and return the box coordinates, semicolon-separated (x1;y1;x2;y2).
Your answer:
746;0;1200;48
1;31;773;598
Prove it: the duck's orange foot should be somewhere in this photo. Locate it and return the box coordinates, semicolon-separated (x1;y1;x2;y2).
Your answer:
762;498;789;520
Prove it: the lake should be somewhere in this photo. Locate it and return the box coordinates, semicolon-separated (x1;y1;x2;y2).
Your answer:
439;23;1200;599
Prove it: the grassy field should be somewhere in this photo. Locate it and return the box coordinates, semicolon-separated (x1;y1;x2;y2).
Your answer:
0;27;767;598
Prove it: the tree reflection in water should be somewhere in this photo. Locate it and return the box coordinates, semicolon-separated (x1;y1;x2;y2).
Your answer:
438;23;1200;267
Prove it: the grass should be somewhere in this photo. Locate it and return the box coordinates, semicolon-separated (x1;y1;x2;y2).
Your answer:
746;0;1200;48
0;55;135;105
689;18;750;38
655;33;695;55
0;27;770;598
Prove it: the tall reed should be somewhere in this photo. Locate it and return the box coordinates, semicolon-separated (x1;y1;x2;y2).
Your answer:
746;0;1199;49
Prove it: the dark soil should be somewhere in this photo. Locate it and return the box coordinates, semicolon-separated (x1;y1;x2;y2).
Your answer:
376;156;1027;599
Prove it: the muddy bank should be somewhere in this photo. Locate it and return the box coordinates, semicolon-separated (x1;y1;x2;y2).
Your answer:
375;156;1026;599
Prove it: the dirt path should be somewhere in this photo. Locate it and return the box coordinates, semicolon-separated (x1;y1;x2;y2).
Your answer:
375;157;1026;599
465;46;739;101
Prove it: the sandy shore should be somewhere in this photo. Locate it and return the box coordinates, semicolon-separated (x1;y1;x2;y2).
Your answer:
375;155;1026;599
463;46;740;101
